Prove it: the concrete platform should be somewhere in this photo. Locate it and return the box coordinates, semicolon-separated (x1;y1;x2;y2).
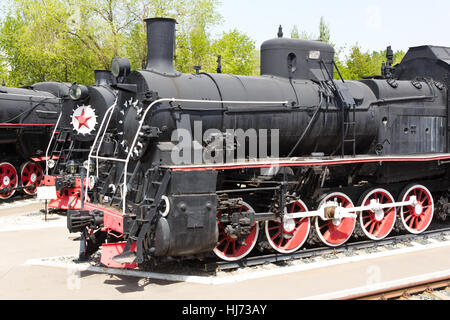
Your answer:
1;203;450;300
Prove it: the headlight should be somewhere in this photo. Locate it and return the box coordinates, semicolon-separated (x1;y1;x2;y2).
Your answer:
83;160;95;173
111;57;131;78
69;83;89;100
66;160;79;174
47;159;56;169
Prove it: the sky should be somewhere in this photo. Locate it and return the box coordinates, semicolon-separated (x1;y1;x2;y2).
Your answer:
212;0;450;57
0;0;448;59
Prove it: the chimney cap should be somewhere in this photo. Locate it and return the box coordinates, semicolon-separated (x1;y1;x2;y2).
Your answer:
144;17;177;23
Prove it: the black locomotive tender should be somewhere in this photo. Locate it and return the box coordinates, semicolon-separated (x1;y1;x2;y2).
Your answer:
0;81;70;199
67;17;450;268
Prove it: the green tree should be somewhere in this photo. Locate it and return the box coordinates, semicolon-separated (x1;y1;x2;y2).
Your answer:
0;0;128;86
122;0;223;73
211;29;257;75
0;3;405;84
291;17;329;42
0;0;230;85
318;17;330;43
291;25;299;39
0;56;8;85
0;0;92;86
338;45;406;80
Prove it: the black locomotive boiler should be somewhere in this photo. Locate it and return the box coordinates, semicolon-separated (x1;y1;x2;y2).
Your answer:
0;82;69;199
40;70;117;210
67;18;450;268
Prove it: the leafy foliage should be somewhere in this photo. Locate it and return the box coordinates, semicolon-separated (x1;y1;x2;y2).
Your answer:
318;17;330;43
337;45;405;80
0;4;407;85
211;30;257;75
290;25;299;39
0;0;258;85
287;17;405;80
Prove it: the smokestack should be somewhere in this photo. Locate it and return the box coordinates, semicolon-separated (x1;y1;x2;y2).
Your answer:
145;17;180;76
94;70;116;86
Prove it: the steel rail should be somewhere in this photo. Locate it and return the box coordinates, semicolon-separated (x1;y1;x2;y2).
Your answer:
349;277;450;300
205;227;450;272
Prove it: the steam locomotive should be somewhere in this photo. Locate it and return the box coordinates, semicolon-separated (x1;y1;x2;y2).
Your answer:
65;17;450;268
0;82;69;199
40;71;117;210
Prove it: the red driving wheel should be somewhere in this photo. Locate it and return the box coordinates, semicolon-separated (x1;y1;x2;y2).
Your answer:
359;188;396;240
0;162;18;199
214;201;260;261
399;184;434;234
20;161;43;195
265;199;310;254
314;192;356;247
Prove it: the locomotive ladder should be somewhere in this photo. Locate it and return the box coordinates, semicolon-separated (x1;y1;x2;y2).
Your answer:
45;112;90;175
50;130;72;170
321;60;357;157
334;61;357;157
342;98;357;157
46;127;92;175
86;98;289;215
44;113;62;175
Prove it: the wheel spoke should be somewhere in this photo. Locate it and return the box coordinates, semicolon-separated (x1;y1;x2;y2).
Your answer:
223;241;230;254
319;221;330;230
364;219;373;229
277;237;284;247
404;214;413;223
369;221;376;235
271;231;281;241
409;216;415;229
232;241;237;255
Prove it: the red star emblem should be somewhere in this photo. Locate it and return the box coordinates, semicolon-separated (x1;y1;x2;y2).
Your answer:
75;108;93;130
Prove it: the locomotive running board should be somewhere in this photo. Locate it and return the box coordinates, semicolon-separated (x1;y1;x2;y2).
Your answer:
163;153;450;172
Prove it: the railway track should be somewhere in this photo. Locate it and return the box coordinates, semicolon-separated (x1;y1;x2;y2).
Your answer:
0;194;37;207
351;277;450;300
4;194;450;285
205;226;450;272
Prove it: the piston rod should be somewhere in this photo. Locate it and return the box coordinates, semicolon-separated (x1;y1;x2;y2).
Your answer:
284;196;418;221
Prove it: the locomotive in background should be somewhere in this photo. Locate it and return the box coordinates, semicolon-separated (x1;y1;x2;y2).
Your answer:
40;70;117;210
64;17;450;268
0;82;70;199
